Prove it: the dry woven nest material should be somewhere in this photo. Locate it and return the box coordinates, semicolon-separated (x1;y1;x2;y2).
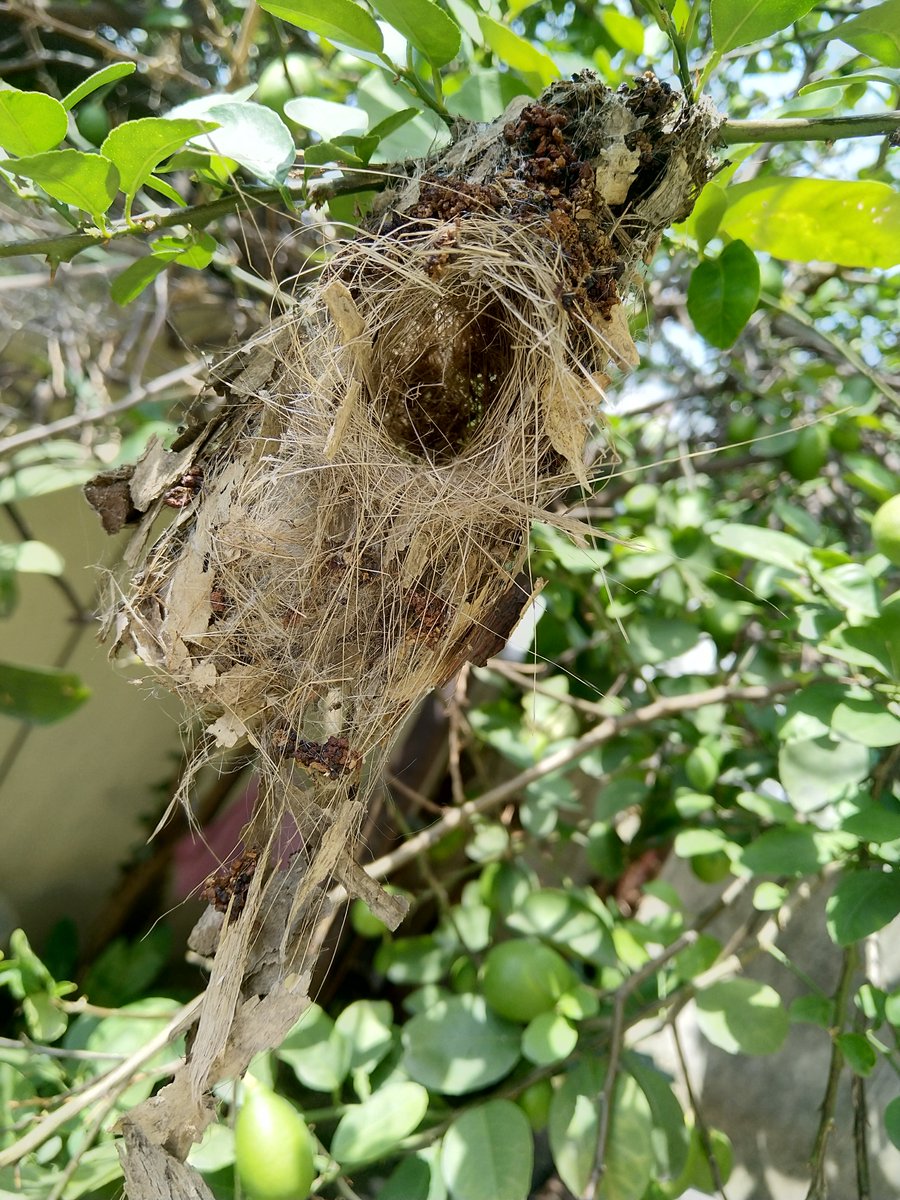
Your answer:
86;71;722;1186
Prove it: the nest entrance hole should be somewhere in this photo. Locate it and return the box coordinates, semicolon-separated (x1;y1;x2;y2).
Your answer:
374;297;513;462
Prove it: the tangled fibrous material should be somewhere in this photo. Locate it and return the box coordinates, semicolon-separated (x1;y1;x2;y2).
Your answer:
86;71;722;1187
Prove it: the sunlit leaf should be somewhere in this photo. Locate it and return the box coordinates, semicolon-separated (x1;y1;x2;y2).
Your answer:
370;0;461;65
9;150;118;219
827;0;900;68
478;16;558;88
258;0;383;53
711;0;817;53
0;91;67;155
62;63;136;111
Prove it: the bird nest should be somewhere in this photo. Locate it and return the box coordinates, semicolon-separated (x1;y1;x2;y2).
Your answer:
86;71;722;1176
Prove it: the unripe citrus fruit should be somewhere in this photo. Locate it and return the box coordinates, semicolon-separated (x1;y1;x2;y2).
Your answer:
76;101;110;145
517;1078;553;1130
785;424;829;482
234;1089;315;1200
871;495;900;566
685;745;719;792
481;938;576;1024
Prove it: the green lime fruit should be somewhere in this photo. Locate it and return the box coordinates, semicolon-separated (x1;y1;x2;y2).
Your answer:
623;483;660;517
235;1089;315;1200
75;100;111;146
481;938;577;1024
691;851;732;884
871;495;900;566
517;1078;554;1131
829;420;861;453
685;745;719;792
785;423;829;482
256;54;317;114
725;409;757;445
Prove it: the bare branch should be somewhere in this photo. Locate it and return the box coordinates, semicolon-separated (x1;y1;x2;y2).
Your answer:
722;111;900;145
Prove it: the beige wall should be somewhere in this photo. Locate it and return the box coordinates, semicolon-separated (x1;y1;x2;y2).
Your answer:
0;485;184;943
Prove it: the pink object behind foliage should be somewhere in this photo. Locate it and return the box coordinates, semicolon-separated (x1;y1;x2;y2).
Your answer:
171;776;304;901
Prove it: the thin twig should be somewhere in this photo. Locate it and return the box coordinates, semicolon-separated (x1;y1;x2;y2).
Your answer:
805;943;858;1200
0;995;202;1169
0;1035;126;1063
361;681;800;885
0;360;205;456
721;112;900;145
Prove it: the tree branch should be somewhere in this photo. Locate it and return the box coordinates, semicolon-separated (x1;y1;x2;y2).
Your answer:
0;171;388;263
721;112;900;145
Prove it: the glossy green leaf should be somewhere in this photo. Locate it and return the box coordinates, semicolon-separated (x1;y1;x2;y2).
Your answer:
101;118;218;200
180;101;295;182
331;1081;428;1164
695;979;789;1055
258;0;383;53
402;994;520;1094
0;662;90;724
9;150;118;219
886;1096;900;1150
828;0;900;68
110;256;170;306
522;1012;578;1065
549;1059;654;1200
711;523;808;572
442;1100;533;1200
721;178;900;269
779;736;872;812
675;182;727;251
371;0;461;65
276;1003;352;1092
800;69;900;95
0;541;63;575
333;999;394;1074
741;827;849;876
810;562;879;618
837;1032;877;1076
831;697;900;748
507;889;616;966
446;72;530;121
687;239;760;348
62;63;137;111
711;0;817;53
478;16;558;87
822;607;900;680
0;91;67;155
826;870;900;946
284;96;368;138
789;993;832;1026
624;1054;691;1181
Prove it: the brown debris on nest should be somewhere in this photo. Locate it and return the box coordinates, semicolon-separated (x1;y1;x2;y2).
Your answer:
87;71;722;1182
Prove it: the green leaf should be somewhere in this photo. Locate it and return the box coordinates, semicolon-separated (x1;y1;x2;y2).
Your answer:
549;1059;654;1199
478;16;558;88
810;562;880;618
522;1012;578;1065
22;992;67;1044
711;0;817;53
624;617;701;666
446;72;530;121
9;150;118;219
841;799;900;844
822;607;900;680
442;1100;533;1200
741;827;850;876
100;117;218;202
779;736;872;812
380;1153;435;1200
0;91;67;155
885;1096;900;1151
169;100;296;183
258;0;384;53
284;97;368;138
333;999;394;1074
831;697;900;749
711;523;808;572
86;998;184;1108
507;889;616;966
110;256;170;306
276;1003;352;1092
0;662;90;724
789;993;832;1027
62;63;136;111
675;182;727;251
826;870;900;946
331;1081;428;1164
687;239;760;349
371;0;461;65
0;541;63;575
721;179;900;270
695;979;789;1055
828;0;900;68
837;1032;877;1076
367;107;420;141
402;994;520;1094
624;1055;691;1182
